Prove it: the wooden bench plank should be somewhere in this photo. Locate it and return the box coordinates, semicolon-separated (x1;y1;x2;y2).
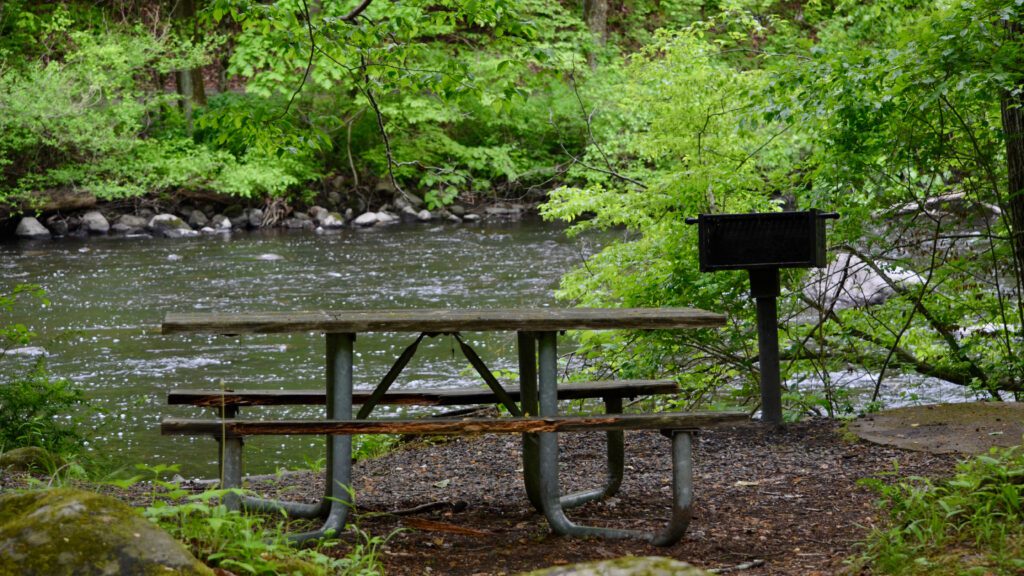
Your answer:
162;308;726;335
161;411;748;436
167;380;679;408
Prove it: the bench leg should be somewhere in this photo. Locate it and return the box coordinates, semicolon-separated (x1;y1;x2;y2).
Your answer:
557;396;625;509
538;429;694;546
218;436;244;511
518;331;544;511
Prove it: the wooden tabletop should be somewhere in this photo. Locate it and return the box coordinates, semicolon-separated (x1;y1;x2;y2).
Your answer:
162;307;726;335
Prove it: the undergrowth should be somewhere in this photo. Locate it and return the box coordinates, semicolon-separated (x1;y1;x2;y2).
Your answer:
855;445;1024;575
118;463;390;576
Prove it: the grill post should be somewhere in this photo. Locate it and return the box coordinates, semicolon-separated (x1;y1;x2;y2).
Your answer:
749;268;782;425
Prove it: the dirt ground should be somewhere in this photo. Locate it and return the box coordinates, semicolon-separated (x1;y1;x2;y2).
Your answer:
256;419;956;575
1;419;960;575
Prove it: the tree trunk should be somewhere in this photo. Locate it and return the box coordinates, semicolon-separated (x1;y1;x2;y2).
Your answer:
173;0;204;133
1000;21;1024;326
583;0;608;68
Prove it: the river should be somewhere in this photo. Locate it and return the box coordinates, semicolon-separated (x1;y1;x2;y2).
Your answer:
1;220;610;477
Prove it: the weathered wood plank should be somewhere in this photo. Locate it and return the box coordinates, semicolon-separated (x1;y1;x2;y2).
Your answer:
167;380;679;408
161;411;748;436
161;308;726;335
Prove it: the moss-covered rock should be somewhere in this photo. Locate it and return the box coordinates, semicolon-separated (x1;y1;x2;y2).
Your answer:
0;447;62;472
0;488;213;576
518;556;711;576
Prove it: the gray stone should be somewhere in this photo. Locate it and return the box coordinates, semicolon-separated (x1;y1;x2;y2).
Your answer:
45;217;68;237
0;488;213;576
397;192;425;209
417;209;433;222
803;253;921;310
283;218;315;230
188;210;209;229
80;211;109;234
15;217;50;240
293;211;311;221
116;215;148;230
353;212;379;227
148;214;198;239
229;214;249;229
485;205;524;217
308;206;329;222
327;191;343;208
344;208;354;221
399;206;420;222
448;204;465;217
211;214;231;231
445;213;462;223
376;211;398;224
463;213;482;222
178;205;195;218
199;226;216;234
518;557;711;576
319;212;345;229
246;208;264;228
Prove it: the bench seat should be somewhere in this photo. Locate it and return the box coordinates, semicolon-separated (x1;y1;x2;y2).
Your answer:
167;379;678;408
161;411;746;437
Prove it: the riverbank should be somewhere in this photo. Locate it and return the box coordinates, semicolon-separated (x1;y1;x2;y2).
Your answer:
5;187;538;241
0;419;959;575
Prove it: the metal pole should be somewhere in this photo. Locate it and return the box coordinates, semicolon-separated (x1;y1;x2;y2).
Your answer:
749;268;783;426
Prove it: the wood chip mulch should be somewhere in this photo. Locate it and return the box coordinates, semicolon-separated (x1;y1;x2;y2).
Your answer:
0;419;960;575
253;419;957;575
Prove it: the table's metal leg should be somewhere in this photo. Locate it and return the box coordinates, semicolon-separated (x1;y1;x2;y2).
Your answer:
518;331;542;510
288;332;355;544
238;333;353;531
535;330;692;545
532;331;624;510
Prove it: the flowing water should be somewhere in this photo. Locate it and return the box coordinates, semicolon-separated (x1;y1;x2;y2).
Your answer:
1;220;611;477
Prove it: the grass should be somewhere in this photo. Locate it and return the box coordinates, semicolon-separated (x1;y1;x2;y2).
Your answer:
855;444;1024;575
116;463;392;576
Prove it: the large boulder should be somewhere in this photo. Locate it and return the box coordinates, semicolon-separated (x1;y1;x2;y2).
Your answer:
803;253;921;310
0;488;213;576
15;217;50;240
519;557;711;576
148;214;198;239
80;211;109;234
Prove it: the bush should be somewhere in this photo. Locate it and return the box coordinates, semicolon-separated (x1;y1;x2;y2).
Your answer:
857;446;1024;575
0;285;87;457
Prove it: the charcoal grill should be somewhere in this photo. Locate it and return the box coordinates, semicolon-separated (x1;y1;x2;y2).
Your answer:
686;209;839;425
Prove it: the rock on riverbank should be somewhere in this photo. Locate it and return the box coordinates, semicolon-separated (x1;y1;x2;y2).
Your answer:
7;189;533;241
0;488;212;576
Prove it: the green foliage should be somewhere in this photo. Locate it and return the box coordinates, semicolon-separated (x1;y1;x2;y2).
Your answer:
0;285;87;457
126;463;389;576
856;447;1024;575
541;23;793;403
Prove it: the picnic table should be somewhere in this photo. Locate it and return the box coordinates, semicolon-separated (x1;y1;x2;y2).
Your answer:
160;307;745;545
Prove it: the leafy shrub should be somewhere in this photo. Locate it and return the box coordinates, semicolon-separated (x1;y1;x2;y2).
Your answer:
857;447;1024;575
126;464;389;576
0;285;87;457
